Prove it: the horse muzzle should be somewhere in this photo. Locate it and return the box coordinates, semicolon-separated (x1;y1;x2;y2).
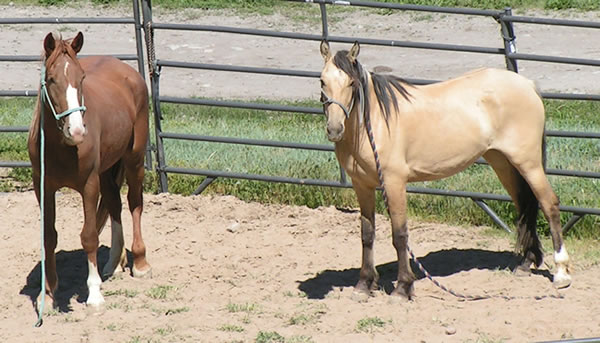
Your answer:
327;123;344;142
63;124;87;146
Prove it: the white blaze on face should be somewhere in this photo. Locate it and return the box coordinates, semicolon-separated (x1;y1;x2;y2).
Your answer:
65;84;85;137
63;61;85;139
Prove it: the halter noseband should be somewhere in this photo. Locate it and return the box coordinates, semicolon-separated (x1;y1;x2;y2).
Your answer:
40;63;87;121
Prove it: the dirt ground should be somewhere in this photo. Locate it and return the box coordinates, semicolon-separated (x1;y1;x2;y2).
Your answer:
1;3;600;343
1;190;599;342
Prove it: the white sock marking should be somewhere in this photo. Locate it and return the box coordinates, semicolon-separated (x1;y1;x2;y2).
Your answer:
86;260;104;306
554;245;569;265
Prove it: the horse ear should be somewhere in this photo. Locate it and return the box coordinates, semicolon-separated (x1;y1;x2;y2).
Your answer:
71;32;84;54
348;41;360;63
320;40;331;61
43;32;55;58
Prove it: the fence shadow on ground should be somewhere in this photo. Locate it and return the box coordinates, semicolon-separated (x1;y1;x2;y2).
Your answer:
297;248;551;299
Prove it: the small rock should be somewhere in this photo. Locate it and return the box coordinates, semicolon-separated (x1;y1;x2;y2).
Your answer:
227;222;240;233
445;326;457;335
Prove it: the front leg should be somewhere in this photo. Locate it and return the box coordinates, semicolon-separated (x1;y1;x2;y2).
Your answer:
385;179;415;299
79;175;104;307
34;183;59;310
352;182;378;294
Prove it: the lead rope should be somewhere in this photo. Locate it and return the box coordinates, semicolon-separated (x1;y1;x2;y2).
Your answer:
35;74;47;327
361;83;562;301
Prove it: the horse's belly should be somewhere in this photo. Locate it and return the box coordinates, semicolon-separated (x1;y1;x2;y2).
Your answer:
407;153;482;182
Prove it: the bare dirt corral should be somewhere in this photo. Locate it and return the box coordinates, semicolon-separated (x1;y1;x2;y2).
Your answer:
1;191;600;343
1;3;600;343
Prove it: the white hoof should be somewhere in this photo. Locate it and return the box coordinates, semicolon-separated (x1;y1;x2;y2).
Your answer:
86;292;105;307
132;265;152;279
553;270;572;289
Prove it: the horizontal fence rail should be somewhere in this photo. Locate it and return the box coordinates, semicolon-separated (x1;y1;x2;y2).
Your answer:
1;1;598;235
138;0;600;234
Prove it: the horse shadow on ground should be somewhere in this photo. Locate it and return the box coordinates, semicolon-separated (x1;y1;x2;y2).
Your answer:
298;248;553;299
20;245;135;313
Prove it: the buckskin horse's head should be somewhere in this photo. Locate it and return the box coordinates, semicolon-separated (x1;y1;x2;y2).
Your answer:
319;40;361;142
42;32;87;146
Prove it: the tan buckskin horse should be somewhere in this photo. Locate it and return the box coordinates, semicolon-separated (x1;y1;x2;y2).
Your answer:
28;32;151;308
319;41;571;298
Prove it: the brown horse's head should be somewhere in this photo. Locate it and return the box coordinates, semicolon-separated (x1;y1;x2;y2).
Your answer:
42;31;87;146
319;40;361;142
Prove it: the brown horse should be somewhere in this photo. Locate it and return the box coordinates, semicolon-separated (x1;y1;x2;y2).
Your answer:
27;32;151;308
319;41;571;298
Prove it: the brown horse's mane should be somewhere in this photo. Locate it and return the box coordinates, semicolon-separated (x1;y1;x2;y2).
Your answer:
332;50;412;124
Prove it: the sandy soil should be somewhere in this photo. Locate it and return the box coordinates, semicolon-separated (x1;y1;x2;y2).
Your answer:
1;3;600;343
1;190;600;343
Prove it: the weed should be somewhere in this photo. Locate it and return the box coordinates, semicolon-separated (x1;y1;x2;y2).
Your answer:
219;324;245;332
356;316;387;333
146;285;173;300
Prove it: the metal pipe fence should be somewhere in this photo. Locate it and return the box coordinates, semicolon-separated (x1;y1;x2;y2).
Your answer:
140;0;599;234
0;1;597;234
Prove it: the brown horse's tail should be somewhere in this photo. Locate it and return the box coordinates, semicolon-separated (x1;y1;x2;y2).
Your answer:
515;134;545;268
96;160;126;235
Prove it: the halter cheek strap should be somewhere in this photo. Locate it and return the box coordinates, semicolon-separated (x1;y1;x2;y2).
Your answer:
320;84;365;125
320;90;354;118
40;64;87;121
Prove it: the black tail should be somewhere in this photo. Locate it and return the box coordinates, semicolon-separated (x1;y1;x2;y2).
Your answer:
515;133;546;267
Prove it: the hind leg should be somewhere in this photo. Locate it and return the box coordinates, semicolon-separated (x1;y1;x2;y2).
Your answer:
124;156;151;278
484;150;543;274
517;163;570;288
99;166;127;278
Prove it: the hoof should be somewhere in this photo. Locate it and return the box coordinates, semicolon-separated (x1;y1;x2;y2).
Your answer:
85;295;104;311
552;271;572;289
391;282;414;300
513;266;532;277
85;301;106;316
132;265;152;279
350;290;371;303
102;265;125;280
36;292;55;313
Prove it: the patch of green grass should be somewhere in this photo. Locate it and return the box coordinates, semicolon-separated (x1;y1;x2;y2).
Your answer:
226;302;259;314
104;289;138;298
219;324;245;332
146;284;173;300
1;96;599;238
255;331;285;343
154;326;174;336
356;316;387;333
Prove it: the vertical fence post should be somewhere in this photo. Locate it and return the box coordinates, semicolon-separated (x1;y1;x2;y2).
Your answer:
141;0;169;193
318;2;348;185
132;0;153;170
499;7;518;72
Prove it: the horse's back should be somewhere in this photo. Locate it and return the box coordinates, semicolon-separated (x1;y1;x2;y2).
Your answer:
79;56;148;109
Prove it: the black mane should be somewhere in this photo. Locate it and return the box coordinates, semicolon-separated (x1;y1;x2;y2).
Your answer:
332;50;412;123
